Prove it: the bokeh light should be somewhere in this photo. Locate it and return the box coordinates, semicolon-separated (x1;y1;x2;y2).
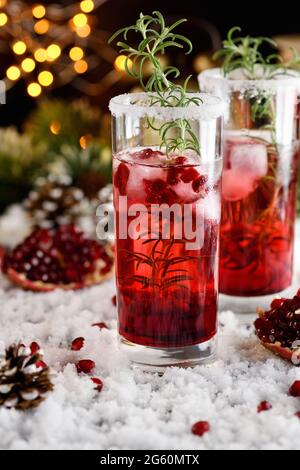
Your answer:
73;13;88;28
13;41;27;55
74;59;88;74
27;82;42;97
50;121;61;135
34;48;47;62
6;66;21;81
38;71;54;87
80;0;94;13
0;12;8;27
76;24;91;38
21;58;36;73
114;55;133;72
34;19;50;35
47;44;61;61
32;5;46;19
69;47;84;61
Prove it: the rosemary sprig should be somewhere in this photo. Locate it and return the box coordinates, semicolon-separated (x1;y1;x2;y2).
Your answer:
109;11;202;155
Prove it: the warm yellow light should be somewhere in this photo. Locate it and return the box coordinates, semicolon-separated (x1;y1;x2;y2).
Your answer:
13;41;27;55
0;13;8;26
27;82;42;97
114;55;133;73
76;24;91;38
50;120;61;135
69;47;84;61
32;4;46;19
74;59;88;74
80;0;94;13
73;13;88;28
21;58;36;73
79;134;92;149
6;66;21;81
34;19;49;34
38;71;54;87
34;48;47;62
46;44;61;61
0;0;7;7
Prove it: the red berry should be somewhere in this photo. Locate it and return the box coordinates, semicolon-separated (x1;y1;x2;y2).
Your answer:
114;163;130;196
71;337;85;351
257;401;272;413
136;148;164;160
76;359;95;374
297;289;300;298
36;360;47;369
180;168;199;183
167;167;181;185
191;421;210;437
92;322;108;330
111;295;117;306
91;377;104;392
175;156;187;165
271;298;285;309
30;342;40;355
289;381;300;397
192;175;208;193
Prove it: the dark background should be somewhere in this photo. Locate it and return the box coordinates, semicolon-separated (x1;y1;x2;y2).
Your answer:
2;0;299;126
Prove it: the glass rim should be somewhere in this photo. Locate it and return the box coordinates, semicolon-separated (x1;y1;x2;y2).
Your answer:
109;92;225;120
199;67;300;92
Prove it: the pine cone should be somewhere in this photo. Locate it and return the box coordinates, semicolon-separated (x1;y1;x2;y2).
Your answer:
0;343;54;410
24;175;93;229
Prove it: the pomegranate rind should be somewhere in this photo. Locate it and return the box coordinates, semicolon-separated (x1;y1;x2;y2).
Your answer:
255;308;300;364
4;248;114;293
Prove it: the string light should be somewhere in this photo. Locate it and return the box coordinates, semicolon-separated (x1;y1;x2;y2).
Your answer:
76;24;91;38
74;59;88;74
80;1;94;13
73;13;88;28
21;58;36;73
6;65;21;81
50;120;61;135
34;48;47;62
12;41;27;55
27;82;42;97
38;70;54;87
114;55;133;73
0;12;8;26
32;5;46;19
34;19;49;35
46;44;61;61
69;46;84;61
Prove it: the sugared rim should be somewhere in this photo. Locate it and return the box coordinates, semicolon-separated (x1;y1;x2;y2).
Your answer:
109;92;225;120
199;68;300;93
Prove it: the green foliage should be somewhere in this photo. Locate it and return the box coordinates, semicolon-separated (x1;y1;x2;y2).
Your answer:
0;128;47;211
109;11;202;155
213;27;300;78
25;99;102;153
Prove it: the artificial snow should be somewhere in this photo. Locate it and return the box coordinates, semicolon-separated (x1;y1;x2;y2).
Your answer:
0;225;300;450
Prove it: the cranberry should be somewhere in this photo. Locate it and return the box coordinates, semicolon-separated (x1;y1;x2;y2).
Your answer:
111;295;117;306
167;167;181;185
271;298;285;309
76;360;95;374
71;337;85;351
175;156;187;165
192;175;208;193
91;377;104;392
289;381;300;397
257;401;272;413
180;168;199;183
114;163;130;196
92;322;108;330
191;421;210;437
30;342;40;355
143;179;178;205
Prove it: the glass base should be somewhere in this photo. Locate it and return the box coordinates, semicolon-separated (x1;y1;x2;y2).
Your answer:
119;335;217;373
219;283;296;314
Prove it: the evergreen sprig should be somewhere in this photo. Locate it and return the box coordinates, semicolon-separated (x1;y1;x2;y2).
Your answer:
109;11;202;155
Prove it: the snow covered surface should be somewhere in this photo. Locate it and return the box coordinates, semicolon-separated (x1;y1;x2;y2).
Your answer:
0;225;300;450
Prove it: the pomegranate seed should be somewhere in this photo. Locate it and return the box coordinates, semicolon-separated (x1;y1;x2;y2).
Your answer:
111;295;117;306
192;175;208;193
191;421;210;437
180;167;199;183
92;322;108;330
30;342;40;355
114;163;130;196
91;377;104;392
175;156;187;165
71;337;85;351
289;381;300;397
297;289;300;298
167;167;181;185
36;360;47;369
271;298;285;309
257;401;272;413
76;360;95;374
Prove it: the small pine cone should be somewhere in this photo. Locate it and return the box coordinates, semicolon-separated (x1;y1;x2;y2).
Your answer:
24;176;93;229
0;343;54;410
